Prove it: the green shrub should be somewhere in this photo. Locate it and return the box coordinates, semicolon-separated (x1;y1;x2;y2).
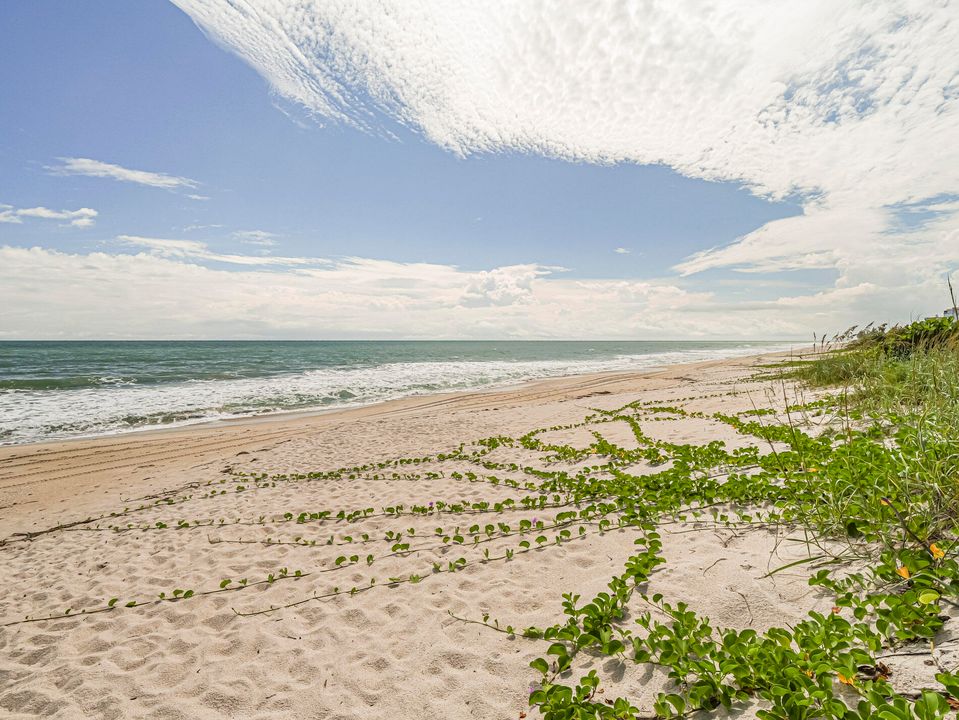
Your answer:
844;316;958;357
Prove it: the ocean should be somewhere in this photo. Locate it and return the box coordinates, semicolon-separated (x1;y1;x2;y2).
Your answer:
0;340;796;445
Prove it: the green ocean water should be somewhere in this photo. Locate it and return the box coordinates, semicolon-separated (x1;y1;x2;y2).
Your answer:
0;340;795;444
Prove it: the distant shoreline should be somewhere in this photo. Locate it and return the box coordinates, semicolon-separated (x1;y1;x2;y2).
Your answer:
0;348;800;521
0;344;802;449
0;340;801;446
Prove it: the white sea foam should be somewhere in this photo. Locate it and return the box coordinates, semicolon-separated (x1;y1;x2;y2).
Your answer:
0;343;796;445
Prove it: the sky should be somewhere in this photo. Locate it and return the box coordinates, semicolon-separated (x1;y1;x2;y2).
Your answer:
1;0;957;340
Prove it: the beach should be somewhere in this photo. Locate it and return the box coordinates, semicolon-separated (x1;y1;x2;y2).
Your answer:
0;350;850;719
5;2;955;715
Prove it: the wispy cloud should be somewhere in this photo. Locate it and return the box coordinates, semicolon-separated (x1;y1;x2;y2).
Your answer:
173;1;959;325
170;1;957;200
183;223;224;232
48;157;199;191
115;235;320;267
613;247;630;255
232;229;278;246
0;204;97;228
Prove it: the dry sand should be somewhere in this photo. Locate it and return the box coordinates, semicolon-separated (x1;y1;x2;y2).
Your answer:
0;350;913;719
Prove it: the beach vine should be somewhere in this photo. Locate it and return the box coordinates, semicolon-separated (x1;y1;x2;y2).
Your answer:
4;325;959;718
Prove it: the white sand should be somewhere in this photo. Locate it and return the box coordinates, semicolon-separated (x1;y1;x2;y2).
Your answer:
1;351;931;719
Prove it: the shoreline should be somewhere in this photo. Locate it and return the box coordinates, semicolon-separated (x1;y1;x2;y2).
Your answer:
0;348;800;536
0;344;803;452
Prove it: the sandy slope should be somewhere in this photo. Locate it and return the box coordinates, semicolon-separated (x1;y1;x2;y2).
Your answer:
0;351;863;719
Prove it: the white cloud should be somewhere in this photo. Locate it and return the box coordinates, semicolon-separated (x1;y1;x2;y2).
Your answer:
0;204;97;228
187;194;210;201
460;264;554;307
48;157;199;190
115;235;321;267
614;247;630;255
171;1;958;198
233;229;278;246
183;223;224;232
5;242;954;339
172;0;959;329
0;244;787;339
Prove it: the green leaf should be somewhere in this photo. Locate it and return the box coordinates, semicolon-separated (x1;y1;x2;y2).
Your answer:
664;693;686;714
530;658;549;674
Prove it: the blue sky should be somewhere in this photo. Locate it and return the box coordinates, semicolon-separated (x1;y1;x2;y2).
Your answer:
0;1;800;277
0;1;956;339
